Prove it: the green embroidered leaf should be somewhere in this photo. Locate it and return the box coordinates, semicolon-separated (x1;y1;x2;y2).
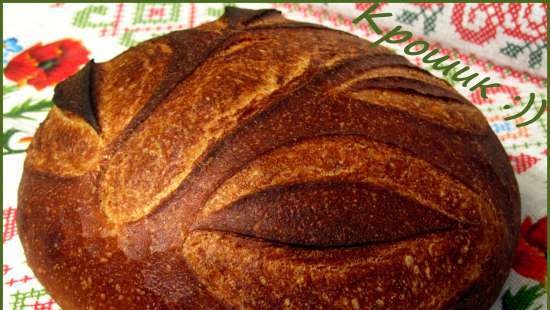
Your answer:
501;42;525;58
2;85;18;96
502;284;545;310
3;98;53;120
396;10;418;25
423;14;437;35
528;48;543;69
2;128;26;155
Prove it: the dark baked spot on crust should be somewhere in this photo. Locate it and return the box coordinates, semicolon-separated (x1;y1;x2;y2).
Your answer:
196;181;462;247
222;7;281;27
53;60;99;132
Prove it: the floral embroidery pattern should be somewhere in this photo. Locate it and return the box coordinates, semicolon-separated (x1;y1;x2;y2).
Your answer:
513;216;547;283
3;38;22;64
452;3;547;69
503;4;546;43
396;3;445;35
502;284;545;310
4;39;89;90
452;4;504;45
2;86;53;155
2;38;87;156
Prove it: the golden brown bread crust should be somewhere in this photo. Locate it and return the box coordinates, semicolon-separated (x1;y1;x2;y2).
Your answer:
17;7;520;310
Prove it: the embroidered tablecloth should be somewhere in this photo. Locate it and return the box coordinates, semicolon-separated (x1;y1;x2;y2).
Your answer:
2;3;547;309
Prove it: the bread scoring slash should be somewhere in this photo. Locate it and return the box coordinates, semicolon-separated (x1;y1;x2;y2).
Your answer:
17;7;520;310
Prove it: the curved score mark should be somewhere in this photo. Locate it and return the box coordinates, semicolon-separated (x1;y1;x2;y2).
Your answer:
195;180;465;247
104;18;377;156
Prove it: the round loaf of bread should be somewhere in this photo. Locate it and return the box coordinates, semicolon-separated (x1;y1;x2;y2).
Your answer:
18;7;520;310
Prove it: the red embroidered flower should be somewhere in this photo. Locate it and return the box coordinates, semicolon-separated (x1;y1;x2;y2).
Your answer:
452;4;504;45
4;39;89;90
502;3;547;42
513;216;547;284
